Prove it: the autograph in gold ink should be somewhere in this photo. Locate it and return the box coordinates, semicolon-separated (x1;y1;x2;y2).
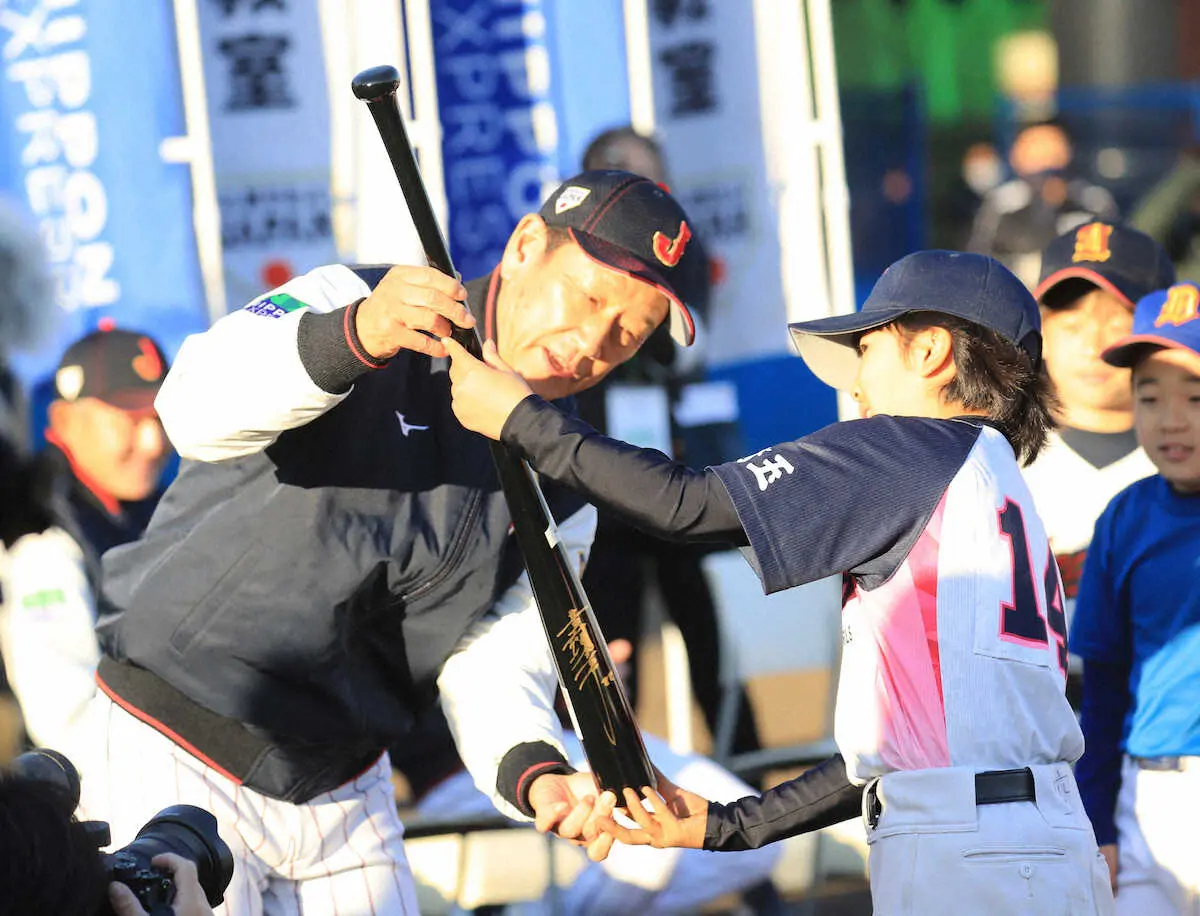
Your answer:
557;607;621;744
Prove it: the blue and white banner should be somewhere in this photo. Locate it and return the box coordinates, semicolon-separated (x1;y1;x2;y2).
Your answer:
646;0;784;367
0;0;208;382
196;0;336;309
432;0;559;282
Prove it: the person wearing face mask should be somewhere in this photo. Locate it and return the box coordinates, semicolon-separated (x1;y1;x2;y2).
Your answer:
0;327;171;755
71;170;706;915
968;121;1118;287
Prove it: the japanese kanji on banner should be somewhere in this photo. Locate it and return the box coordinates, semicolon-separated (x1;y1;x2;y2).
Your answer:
196;0;337;309
646;0;788;366
0;0;208;384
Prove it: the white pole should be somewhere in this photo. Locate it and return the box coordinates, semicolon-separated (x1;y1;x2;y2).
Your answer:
751;0;829;325
318;0;357;261
168;0;227;324
807;0;854;321
623;0;656;137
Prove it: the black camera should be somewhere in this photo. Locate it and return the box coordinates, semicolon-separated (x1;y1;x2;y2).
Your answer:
9;749;235;914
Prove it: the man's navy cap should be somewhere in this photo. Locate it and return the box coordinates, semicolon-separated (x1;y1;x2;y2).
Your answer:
1034;221;1175;309
1102;282;1200;367
788;250;1041;391
540;170;701;346
54;326;169;411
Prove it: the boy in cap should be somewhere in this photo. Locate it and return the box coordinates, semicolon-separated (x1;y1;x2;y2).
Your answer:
0;326;170;752
1071;282;1200;912
444;250;1113;915
74;171;703;914
1025;223;1174;615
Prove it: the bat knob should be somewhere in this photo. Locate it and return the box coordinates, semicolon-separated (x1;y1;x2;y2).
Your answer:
352;65;401;102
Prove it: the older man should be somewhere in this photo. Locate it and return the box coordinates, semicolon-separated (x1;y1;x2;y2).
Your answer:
76;171;705;915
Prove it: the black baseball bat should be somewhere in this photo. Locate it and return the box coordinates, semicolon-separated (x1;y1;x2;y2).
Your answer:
352;65;654;795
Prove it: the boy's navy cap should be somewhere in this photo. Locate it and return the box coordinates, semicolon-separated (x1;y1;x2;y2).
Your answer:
54;327;168;411
787;250;1041;391
540;170;700;346
1102;282;1200;367
1034;221;1175;309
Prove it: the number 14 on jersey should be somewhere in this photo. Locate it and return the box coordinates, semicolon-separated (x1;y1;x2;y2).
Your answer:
998;500;1068;674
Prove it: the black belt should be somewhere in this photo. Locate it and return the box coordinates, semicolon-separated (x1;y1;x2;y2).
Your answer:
975;767;1037;805
865;767;1036;828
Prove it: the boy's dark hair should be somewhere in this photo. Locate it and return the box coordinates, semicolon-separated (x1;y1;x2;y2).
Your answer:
0;776;108;915
894;312;1058;465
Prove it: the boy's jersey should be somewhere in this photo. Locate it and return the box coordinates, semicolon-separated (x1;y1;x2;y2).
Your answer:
1072;475;1200;757
712;416;1084;784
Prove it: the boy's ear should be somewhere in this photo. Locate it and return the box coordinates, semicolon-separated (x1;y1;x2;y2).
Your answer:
911;326;956;384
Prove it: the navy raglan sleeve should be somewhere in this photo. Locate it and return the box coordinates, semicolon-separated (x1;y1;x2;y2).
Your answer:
711;416;983;593
502;398;983;594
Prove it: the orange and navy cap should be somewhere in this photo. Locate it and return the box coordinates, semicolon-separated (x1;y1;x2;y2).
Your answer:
54;327;169;411
1034;222;1175;310
539;170;701;346
1102;282;1200;367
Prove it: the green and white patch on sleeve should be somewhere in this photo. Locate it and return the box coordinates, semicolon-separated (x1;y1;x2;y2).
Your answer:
21;588;67;610
243;292;309;319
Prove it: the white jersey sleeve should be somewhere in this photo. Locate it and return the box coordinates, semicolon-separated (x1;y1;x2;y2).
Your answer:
156;265;373;462
437;503;597;821
0;527;97;753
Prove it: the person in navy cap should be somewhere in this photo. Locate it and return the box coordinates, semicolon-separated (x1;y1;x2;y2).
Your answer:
445;249;1113;915
1071;281;1200;909
1024;223;1176;693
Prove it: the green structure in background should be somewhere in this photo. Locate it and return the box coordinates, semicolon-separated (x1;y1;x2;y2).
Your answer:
832;0;1046;123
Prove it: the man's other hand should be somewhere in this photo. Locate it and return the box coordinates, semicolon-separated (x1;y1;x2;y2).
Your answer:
528;770;619;862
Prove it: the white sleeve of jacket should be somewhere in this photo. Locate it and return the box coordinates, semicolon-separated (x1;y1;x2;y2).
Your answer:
437;502;597;822
0;527;98;754
156;265;373;462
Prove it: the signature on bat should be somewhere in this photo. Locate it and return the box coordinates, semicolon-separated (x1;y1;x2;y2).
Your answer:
557;607;621;744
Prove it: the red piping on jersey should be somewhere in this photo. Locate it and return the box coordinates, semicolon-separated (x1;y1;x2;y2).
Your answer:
45;428;121;516
343;300;387;369
96;673;245;786
515;760;565;813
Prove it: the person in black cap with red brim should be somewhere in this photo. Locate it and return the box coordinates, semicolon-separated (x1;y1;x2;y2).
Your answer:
0;326;170;756
73;171;705;914
1023;223;1175;675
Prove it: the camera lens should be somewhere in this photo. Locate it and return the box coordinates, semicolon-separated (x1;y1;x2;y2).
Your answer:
120;805;235;906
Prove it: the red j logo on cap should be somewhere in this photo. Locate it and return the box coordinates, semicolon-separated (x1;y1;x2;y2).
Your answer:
652;221;692;268
132;337;165;382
